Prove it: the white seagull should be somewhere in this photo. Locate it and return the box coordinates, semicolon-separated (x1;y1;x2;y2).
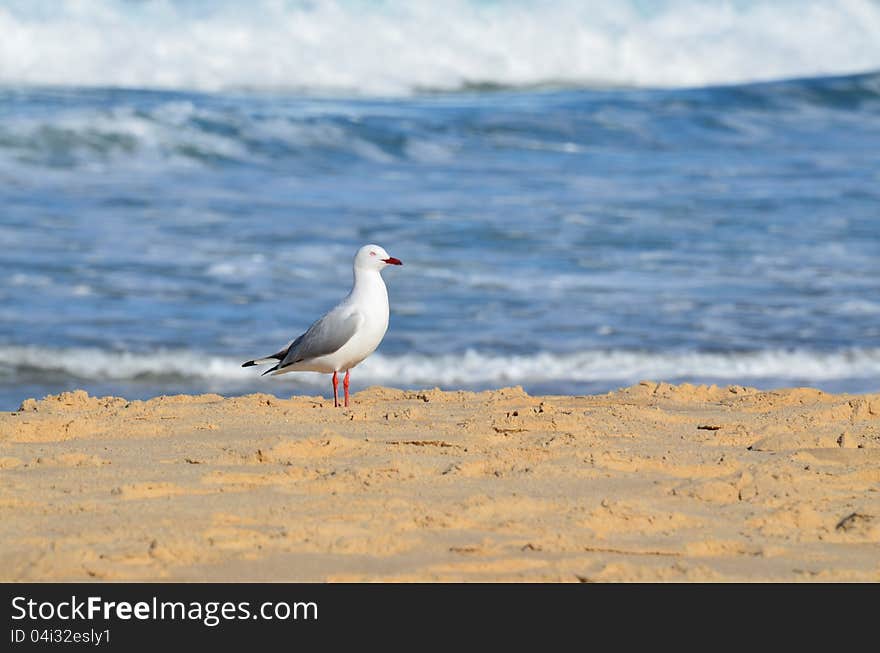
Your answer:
242;244;402;407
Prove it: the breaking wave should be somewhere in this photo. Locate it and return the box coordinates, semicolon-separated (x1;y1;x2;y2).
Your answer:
2;0;879;94
3;346;879;389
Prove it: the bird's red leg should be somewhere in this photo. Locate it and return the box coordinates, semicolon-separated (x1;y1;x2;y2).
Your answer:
343;370;350;408
332;371;339;408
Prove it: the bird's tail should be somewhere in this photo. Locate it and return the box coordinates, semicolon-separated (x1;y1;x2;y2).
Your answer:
242;350;287;374
241;357;281;375
242;356;280;368
242;343;292;375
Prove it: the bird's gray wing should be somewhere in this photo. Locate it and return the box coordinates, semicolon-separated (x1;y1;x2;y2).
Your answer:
275;310;362;371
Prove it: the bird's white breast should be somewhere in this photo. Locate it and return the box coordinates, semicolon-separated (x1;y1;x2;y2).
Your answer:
297;270;390;373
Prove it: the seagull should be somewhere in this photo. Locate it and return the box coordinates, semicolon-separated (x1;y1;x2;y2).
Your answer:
242;244;402;407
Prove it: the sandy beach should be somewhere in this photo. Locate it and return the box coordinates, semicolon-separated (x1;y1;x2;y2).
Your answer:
1;382;878;582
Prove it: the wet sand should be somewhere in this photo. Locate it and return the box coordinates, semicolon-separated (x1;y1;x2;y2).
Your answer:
1;382;878;581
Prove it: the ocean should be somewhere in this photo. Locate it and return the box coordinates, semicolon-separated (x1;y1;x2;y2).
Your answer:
1;0;879;409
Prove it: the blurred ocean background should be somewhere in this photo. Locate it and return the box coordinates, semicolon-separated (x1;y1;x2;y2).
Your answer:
1;0;880;408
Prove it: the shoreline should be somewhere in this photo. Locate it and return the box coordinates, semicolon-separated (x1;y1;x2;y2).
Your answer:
1;383;878;581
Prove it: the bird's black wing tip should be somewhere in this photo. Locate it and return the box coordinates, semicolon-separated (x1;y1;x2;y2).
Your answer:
242;360;256;368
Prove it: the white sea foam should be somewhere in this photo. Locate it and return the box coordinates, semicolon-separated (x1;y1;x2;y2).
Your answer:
3;346;879;388
1;0;879;94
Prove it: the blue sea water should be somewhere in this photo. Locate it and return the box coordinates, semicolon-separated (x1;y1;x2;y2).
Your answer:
1;1;879;408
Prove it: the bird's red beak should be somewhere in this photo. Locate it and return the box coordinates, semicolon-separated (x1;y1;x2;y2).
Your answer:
382;257;402;265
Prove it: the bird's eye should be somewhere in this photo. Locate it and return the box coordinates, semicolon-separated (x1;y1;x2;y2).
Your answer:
369;251;376;256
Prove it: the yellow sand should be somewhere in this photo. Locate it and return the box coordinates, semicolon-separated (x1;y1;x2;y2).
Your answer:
1;382;878;581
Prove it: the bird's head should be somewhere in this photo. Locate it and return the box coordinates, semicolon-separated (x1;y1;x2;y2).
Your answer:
354;244;402;271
